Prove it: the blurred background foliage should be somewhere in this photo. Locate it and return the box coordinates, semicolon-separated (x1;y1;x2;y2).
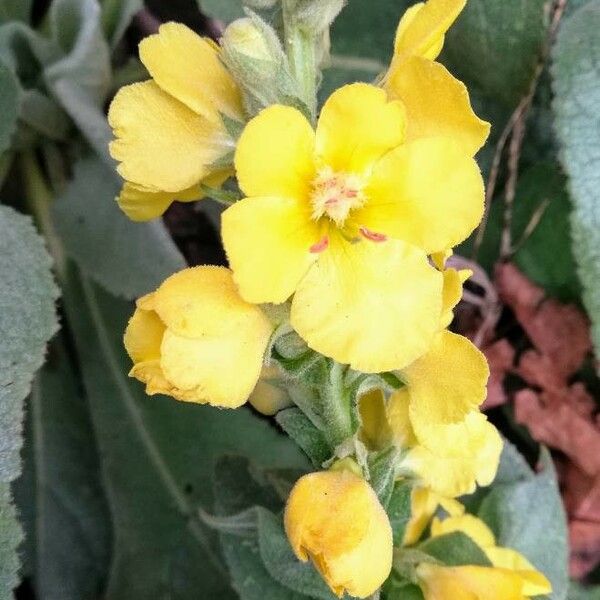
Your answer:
0;0;599;598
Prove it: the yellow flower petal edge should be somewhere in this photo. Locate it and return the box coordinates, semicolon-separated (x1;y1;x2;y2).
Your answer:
248;364;293;416
124;266;273;408
404;330;489;425
284;470;393;598
385;56;490;157
139;22;243;122
290;236;443;373
108;81;229;193
393;0;466;61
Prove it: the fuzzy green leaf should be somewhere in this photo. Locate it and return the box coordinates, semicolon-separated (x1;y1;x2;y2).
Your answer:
419;532;492;568
62;273;306;598
14;338;111;600
199;0;244;21
0;0;32;23
52;156;185;298
0;62;19;153
552;0;600;358
443;0;548;107
387;479;413;546
0;205;59;598
478;449;568;599
101;0;142;48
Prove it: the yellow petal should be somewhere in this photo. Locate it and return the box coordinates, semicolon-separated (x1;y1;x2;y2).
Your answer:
284;470;393;598
315;83;406;174
124;306;165;362
159;322;271;408
358;137;484;254
386;388;418;448
108;81;228;192
403;330;489;426
222;195;320;304
440;268;471;329
117;182;203;222
394;0;466;61
359;389;393;450
417;563;526;600
290;237;443;373
431;514;496;548
248;364;293;416
431;248;452;270
234;104;316;199
486;548;552;596
385;56;490;156
139;22;243;121
151;266;270;338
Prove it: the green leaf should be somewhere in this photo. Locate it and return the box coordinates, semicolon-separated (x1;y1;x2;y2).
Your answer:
418;532;492;567
511;164;580;302
276;407;333;467
384;582;424;600
213;457;313;600
568;581;600;599
368;446;398;508
199;0;244;21
552;0;600;358
494;439;535;484
62;272;306;598
387;479;412;546
0;205;59;598
44;0;113;159
0;0;32;23
14;337;112;600
0;62;19;153
442;0;548;107
257;508;337;600
52;156;186;298
478;449;568;600
101;0;142;48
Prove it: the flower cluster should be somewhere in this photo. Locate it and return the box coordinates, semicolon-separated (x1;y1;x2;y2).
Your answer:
109;0;552;598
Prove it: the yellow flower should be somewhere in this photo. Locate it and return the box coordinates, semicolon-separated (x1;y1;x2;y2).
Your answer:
421;513;552;598
248;364;293;415
284;469;393;598
108;23;244;220
403;486;464;545
434;250;472;328
223;82;484;372
124;266;273;408
384;0;490;157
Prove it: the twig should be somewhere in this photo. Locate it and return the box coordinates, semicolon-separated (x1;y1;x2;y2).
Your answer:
510;197;551;255
471;0;568;260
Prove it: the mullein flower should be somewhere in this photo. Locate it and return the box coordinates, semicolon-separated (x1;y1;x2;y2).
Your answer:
416;513;552;599
383;0;490;157
284;468;393;598
222;82;484;373
108;23;244;220
124;266;273;407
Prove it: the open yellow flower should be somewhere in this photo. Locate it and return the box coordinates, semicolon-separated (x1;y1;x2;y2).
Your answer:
359;385;500;499
419;513;552;598
223;82;484;372
108;23;244;220
124;266;273;408
383;0;490;157
284;469;393;598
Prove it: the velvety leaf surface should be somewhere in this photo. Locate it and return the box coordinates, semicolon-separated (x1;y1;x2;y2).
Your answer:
0;206;58;598
52;156;186;298
552;0;600;357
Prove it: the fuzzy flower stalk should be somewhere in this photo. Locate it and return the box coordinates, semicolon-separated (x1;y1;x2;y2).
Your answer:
108;0;553;598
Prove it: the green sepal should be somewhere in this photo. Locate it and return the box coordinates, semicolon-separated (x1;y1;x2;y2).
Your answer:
417;531;492;567
276;408;333;467
387;479;413;546
367;446;399;508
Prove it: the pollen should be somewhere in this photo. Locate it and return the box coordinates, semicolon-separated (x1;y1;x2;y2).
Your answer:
310;167;366;227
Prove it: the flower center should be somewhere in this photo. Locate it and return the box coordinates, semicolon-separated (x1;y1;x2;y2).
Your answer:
310;167;366;227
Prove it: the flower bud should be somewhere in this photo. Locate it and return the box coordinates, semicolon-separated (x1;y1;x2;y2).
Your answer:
220;13;299;115
124;266;273;408
284;470;393;598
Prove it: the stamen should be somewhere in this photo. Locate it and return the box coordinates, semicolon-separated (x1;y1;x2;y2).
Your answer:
359;227;387;242
310;236;330;253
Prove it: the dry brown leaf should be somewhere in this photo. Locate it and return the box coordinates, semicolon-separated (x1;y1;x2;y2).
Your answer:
482;339;515;409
